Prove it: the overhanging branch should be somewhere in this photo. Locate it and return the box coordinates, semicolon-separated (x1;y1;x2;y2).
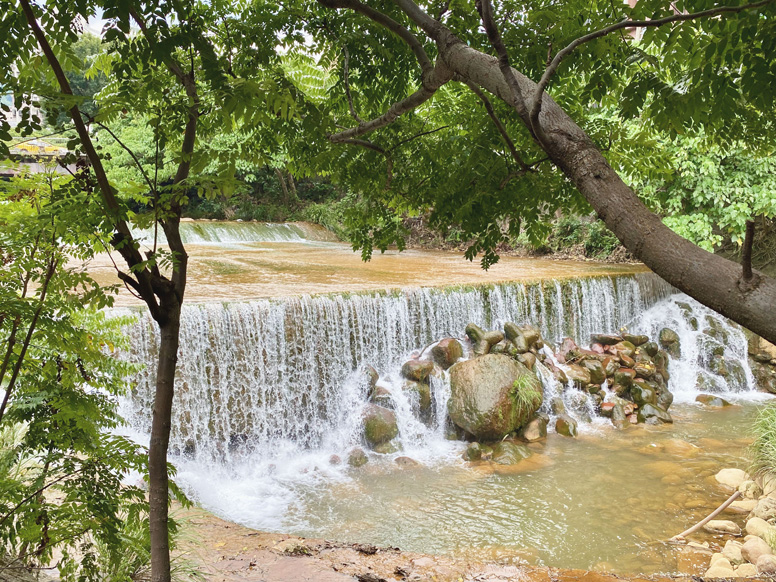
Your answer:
530;0;775;132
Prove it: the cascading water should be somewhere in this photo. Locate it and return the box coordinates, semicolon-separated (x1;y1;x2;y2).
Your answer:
130;220;337;245
112;268;773;570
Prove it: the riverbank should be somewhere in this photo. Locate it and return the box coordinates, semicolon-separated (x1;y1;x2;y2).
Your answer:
179;506;694;582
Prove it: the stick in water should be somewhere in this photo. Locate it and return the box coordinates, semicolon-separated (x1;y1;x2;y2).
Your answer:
669;490;741;541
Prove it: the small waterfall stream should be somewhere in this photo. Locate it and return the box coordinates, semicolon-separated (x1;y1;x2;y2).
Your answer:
131;220;337;245
117;271;765;535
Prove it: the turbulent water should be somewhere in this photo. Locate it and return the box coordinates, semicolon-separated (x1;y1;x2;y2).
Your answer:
118;268;768;572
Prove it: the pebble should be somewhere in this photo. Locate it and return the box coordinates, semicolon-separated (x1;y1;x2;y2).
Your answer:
742;537;773;565
715;468;749;490
703;519;742;535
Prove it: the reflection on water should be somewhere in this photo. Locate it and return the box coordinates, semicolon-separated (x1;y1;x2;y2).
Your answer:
279;403;758;575
85;241;649;305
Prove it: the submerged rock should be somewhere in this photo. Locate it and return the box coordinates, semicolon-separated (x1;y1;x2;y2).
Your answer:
448;354;542;440
394;456;421;468
703;519;742;535
696;393;732;407
362;404;399;448
348;447;368;467
463;442;484;461
637;403;673;424
715;468;749;489
491;441;533;465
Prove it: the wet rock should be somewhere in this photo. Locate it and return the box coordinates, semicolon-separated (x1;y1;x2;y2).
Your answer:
656;388;674;411
401;359;433;382
653;350;670;381
448;354;542;440
519;414;548;442
348;447;368;467
394;456;420;468
565;364;592;388
723;540;745;565
633;360;656;380
431;338;463;370
612;340;636;358
623;333;649;347
329;454;342;465
555;414;578;437
611;403;628;429
599;402;615;417
363;365;379;392
373;440;399;454
728;499;758;514
659;327;681;358
642;341;659;357
727;359;749;391
745;517;773;538
630;381;657;407
743;537;773;565
466;323;492;356
715;468;749;490
491;441;533;465
620;353;636;368
591;333;622;345
581;359;606;384
369;384;393;407
602;356;618;377
551;397;566;416
402;381;432;414
751;361;776;394
704;520;742;535
696;393;732;407
637;403;673;424
586;383;602;395
754;497;776;521
757;554;776;574
517;352;536;371
463;442;483;461
614;368;636;387
557;337;578;361
709;354;730;377
740;480;763;500
362;404;399;448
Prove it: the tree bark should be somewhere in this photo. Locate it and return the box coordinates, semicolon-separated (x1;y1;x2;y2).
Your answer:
148;295;181;582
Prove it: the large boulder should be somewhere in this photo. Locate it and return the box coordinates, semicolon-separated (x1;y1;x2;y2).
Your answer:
555;414;578;437
362;404;399;448
448;354;542;440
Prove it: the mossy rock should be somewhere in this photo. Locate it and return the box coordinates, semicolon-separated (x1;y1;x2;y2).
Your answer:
373;440;400;454
491;441;533;465
431;338;463;370
659;328;681;358
401;358;433;382
637;403;673;424
556;414;578;437
591;333;623;345
614;368;635;387
582;359;606;384
448;354;543;440
696;393;732;407
623;333;649;347
403;380;432;414
566;364;592;388
363;404;399;447
630;381;656;407
348;447;368;467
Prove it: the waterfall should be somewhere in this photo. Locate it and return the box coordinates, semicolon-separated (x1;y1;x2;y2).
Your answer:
130;220;337;245
119;273;672;462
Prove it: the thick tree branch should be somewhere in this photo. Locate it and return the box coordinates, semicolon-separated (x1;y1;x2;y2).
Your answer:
328;62;453;142
318;0;433;74
530;0;775;131
474;0;531;123
464;80;528;171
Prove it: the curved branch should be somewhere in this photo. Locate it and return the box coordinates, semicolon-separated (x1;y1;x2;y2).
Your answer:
318;0;433;74
530;0;775;131
464;80;528;171
328;62;453;142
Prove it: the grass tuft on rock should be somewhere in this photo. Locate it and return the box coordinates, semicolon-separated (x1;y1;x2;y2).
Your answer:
750;403;776;478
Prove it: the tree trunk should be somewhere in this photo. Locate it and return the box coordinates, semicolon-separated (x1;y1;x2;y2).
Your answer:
274;168;291;206
148;297;181;582
438;36;776;344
